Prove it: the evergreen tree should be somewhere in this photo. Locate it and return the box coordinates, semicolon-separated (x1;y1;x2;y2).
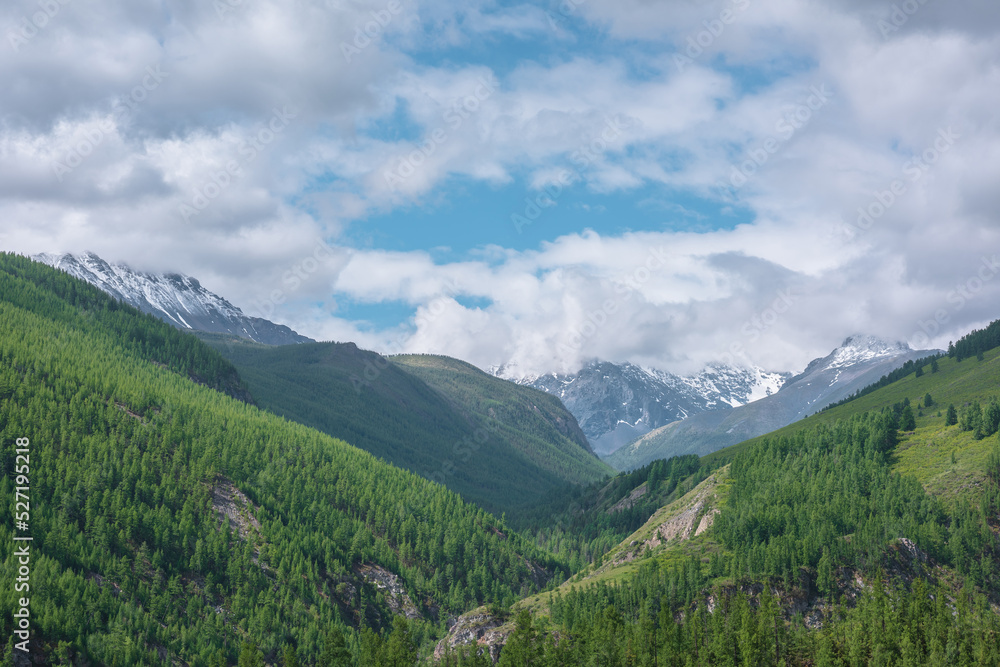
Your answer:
320;627;353;667
385;618;418;667
238;642;264;667
900;404;916;431
818;548;835;598
281;645;300;667
946;404;958;426
499;610;540;666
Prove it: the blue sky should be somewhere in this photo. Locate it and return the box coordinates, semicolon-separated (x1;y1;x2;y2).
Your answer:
3;0;999;375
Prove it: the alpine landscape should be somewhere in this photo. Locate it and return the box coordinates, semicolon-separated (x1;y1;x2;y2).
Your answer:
2;0;1000;665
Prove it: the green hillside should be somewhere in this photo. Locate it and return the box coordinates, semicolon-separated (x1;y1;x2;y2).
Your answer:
704;344;1000;496
0;255;566;665
437;325;1000;664
203;339;610;518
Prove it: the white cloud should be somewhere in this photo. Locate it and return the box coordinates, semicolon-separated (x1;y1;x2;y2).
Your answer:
0;0;998;378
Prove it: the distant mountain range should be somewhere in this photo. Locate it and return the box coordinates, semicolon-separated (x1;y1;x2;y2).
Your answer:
38;251;938;472
606;334;941;470
492;360;789;456
34;251;312;345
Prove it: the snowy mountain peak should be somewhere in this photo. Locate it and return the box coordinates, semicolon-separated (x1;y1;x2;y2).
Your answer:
683;364;791;407
490;358;790;455
825;334;911;370
33;252;313;346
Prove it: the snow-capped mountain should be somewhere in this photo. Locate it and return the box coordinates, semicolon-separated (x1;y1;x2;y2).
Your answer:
607;335;942;470
492;360;790;456
34;252;313;346
681;364;787;407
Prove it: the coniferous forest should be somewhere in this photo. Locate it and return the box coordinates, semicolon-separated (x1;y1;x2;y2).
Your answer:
3;253;1000;666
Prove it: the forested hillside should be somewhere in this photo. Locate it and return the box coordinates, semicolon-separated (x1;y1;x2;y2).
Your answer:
438;326;1000;665
0;255;566;665
204;339;610;518
447;409;1000;665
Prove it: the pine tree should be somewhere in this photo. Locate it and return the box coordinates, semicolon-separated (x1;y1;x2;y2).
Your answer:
385;618;418;667
282;645;300;667
900;405;916;431
237;642;264;667
499;609;540;666
320;627;353;667
818;548;835;598
946;404;958;426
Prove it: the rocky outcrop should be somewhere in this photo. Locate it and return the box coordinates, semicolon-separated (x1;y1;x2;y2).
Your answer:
608;482;648;514
211;480;262;543
356;563;421;620
433;608;511;663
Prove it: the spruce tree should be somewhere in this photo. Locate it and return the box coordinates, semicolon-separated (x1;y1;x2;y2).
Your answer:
946;404;958;426
900;404;916;431
320;627;352;667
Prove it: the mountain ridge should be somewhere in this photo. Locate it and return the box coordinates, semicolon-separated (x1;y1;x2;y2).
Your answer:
203;336;611;517
607;334;942;470
33;251;313;346
491;359;789;456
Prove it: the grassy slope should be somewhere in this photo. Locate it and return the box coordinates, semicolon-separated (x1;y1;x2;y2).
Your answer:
204;338;610;517
703;347;1000;498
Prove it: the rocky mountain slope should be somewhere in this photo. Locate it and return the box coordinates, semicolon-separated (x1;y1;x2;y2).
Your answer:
607;335;941;470
492;360;788;456
34;251;312;345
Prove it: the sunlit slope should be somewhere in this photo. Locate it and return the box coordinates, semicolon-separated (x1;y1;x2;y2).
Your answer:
705;347;1000;498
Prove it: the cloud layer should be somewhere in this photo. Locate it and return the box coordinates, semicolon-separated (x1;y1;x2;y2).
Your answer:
2;0;999;375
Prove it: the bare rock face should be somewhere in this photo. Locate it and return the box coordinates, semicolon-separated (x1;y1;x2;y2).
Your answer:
433;608;512;663
356;563;421;620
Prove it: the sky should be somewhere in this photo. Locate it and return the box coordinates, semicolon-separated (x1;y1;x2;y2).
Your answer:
1;0;999;377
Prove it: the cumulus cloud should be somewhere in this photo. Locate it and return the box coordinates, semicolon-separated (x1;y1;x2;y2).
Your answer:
1;0;998;376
